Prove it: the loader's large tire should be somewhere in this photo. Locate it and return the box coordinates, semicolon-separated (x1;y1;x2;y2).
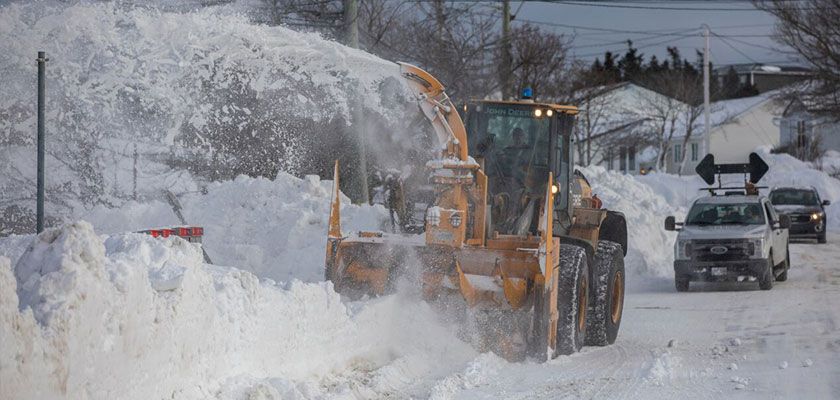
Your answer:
599;211;628;257
555;244;590;357
585;241;625;346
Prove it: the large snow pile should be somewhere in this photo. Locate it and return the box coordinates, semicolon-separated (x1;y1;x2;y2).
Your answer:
0;221;475;399
583;147;840;278
78;172;387;283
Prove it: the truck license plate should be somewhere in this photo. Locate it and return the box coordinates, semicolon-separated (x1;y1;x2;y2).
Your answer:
711;267;727;276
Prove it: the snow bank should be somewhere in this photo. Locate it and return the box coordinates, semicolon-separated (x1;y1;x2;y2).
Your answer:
581;166;683;278
1;221;474;399
79;172;387;283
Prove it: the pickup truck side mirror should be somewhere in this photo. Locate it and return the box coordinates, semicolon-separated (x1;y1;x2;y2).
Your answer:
823;200;831;206
778;214;791;229
665;216;680;231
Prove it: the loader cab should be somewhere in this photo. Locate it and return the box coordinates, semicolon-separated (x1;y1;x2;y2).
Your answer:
463;100;578;236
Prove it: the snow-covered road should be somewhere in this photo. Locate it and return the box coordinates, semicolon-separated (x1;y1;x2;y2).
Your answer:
431;239;840;399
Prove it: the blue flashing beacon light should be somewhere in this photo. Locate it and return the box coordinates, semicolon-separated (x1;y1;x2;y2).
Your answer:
521;87;533;100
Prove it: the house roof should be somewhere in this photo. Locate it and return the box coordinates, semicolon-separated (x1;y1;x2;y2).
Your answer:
575;82;685;143
714;63;811;75
672;91;779;139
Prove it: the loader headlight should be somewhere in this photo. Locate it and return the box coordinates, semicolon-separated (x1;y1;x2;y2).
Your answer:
534;109;543;117
546;109;554;117
449;212;462;227
551;184;559;194
749;238;765;258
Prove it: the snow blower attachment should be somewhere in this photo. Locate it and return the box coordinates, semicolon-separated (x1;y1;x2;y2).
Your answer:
325;62;628;361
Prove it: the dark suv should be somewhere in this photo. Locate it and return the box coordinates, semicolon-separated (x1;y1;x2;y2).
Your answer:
769;187;830;243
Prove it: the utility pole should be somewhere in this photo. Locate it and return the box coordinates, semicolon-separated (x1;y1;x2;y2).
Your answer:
500;0;513;100
343;0;359;48
36;51;47;233
702;24;711;157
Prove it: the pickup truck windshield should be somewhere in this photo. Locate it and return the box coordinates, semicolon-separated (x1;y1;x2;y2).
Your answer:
686;203;766;225
770;189;818;206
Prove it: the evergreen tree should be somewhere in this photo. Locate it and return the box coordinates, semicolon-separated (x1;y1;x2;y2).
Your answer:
721;66;741;98
602;51;621;83
647;55;662;74
667;47;682;71
618;40;644;82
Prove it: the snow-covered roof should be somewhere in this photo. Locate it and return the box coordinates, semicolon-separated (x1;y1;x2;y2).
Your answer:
575;82;685;143
714;63;811;75
671;91;779;139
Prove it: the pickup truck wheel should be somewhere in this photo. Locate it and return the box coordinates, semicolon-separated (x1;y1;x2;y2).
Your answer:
776;246;790;282
818;232;827;244
585;241;625;346
675;277;689;292
758;259;774;290
555;244;589;356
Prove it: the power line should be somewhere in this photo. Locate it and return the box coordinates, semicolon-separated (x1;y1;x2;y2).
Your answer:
548;1;827;12
712;31;761;64
715;35;792;54
575;35;700;58
510;16;702;35
571;31;700;49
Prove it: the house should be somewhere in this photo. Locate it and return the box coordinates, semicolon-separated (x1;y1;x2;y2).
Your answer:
665;92;783;174
574;82;681;175
715;64;812;94
779;97;840;159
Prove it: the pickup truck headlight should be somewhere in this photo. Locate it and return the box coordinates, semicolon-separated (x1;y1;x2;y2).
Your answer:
676;239;692;260
749;238;765;259
811;212;823;221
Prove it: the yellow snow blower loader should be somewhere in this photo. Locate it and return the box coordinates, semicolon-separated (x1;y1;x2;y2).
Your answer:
325;63;628;361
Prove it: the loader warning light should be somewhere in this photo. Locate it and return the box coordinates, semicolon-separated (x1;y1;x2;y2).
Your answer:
521;87;533;99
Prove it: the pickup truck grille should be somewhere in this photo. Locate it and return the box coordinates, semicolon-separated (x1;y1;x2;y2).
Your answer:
789;213;812;223
690;239;753;262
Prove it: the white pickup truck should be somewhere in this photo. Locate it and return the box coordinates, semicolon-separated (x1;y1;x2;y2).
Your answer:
665;194;791;291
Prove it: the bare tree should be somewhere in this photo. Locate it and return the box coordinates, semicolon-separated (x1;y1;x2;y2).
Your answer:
509;24;573;101
755;0;840;117
637;72;688;171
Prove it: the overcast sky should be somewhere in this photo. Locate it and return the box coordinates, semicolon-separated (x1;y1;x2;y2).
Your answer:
508;1;799;68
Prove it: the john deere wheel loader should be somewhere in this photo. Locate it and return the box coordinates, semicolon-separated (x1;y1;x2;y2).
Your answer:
325;63;628;361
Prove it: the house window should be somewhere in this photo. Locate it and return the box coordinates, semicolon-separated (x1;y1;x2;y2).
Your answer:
619;146;627;172
629;145;636;171
691;143;698;161
674;144;682;163
606;149;613;170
